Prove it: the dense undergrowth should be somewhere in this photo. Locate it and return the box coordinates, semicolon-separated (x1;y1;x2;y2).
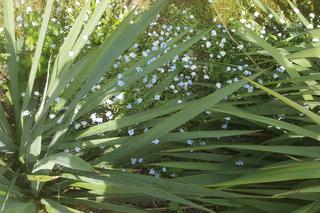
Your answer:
0;0;320;212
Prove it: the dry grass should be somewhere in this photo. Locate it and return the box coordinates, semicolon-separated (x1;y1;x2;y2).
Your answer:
128;0;151;8
26;0;45;12
212;0;239;23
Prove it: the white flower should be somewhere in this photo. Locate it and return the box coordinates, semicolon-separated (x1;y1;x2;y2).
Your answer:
219;50;226;57
143;77;148;84
26;6;32;14
206;110;212;115
131;158;137;165
90;113;103;124
151;139;160;145
162;167;167;172
57;118;63;124
66;7;73;13
49;114;56;119
136;67;143;73
117;80;125;87
235;160;244;166
205;41;211;48
309;13;315;19
117;74;123;79
33;91;40;96
154;95;161;101
203;74;210;80
307;24;314;29
268;14;273;19
142;51;148;57
74;123;81;130
293;8;300;14
22;110;31;117
243;70;252;76
177;100;183;104
133;43;139;48
126;103;132;109
151;76;157;84
149;168;156;175
147;57;156;65
129;52;137;58
160;42;167;49
312;38;320;43
199;141;206;146
211;29;217;36
128;128;135;136
80;121;88;127
253;11;259;17
104;99;113;105
74;146;80;152
237;44;244;50
216;82;222;89
135;98;143;104
190;65;197;70
105;111;114;120
187;139;193;145
116;93;124;101
21;92;26;97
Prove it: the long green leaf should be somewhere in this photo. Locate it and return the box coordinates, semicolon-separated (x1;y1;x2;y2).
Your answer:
212;161;320;187
167;144;320;158
243;76;320;125
3;0;20;124
33;153;94;173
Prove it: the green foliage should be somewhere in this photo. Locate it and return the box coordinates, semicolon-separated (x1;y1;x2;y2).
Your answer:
1;0;320;212
0;0;222;212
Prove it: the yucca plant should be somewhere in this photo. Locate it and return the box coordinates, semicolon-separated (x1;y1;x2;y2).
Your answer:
0;0;267;212
5;0;320;211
